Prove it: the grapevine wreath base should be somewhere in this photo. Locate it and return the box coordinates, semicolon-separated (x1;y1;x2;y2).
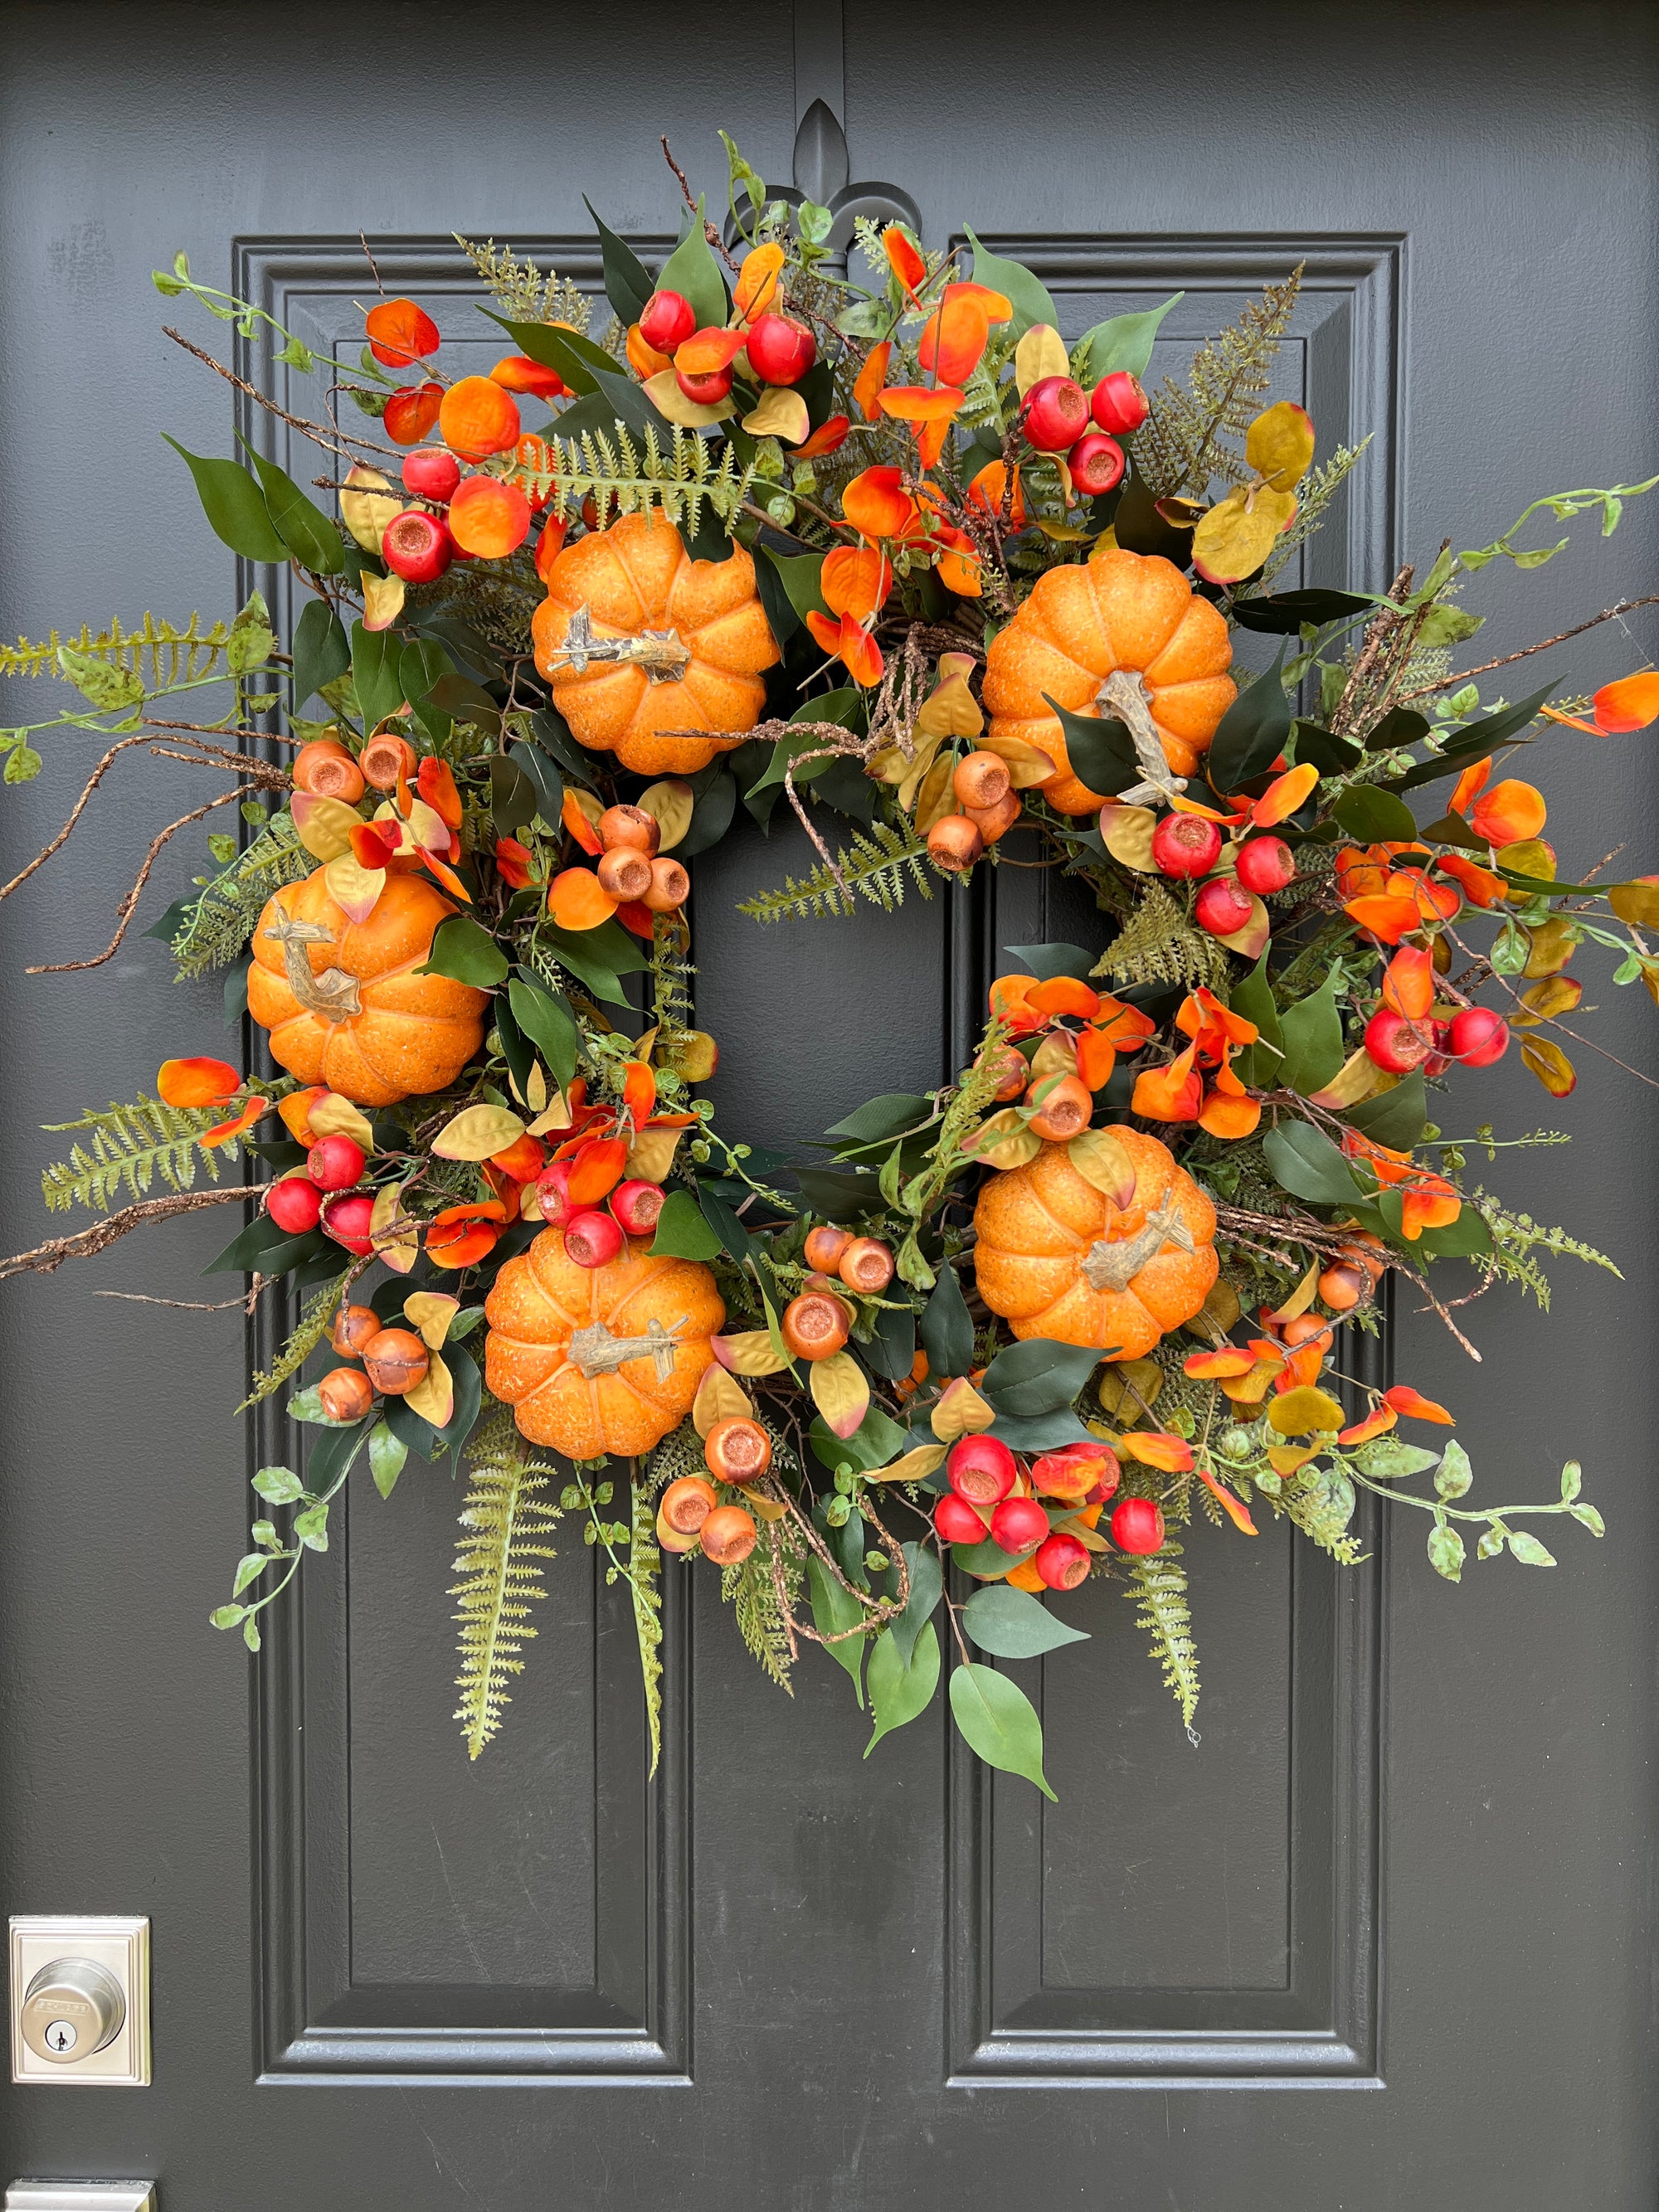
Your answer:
4;133;1657;1791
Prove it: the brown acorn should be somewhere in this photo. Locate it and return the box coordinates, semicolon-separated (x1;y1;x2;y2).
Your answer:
318;1366;376;1422
953;750;1012;811
703;1417;773;1481
803;1225;853;1274
781;1291;851;1362
965;790;1022;844
359;1326;430;1396
596;846;653;901
640;856;690;912
838;1237;895;1295
699;1504;757;1566
332;1303;381;1358
599;803;660;856
358;728;418;791
927;814;985;874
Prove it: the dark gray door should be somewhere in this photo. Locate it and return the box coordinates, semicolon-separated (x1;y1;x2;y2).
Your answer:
2;3;1655;2204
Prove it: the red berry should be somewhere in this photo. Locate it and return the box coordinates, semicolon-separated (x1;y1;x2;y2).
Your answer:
381;508;452;585
534;1160;574;1228
744;312;816;386
1151;813;1223;878
1035;1531;1091;1591
401;447;461;503
1194;876;1256;937
1235;835;1296;895
265;1174;322;1234
946;1433;1018;1507
675;363;733;405
566;1209;625;1269
935;1494;987;1545
320;1191;377;1255
1021;375;1090;453
1447;1005;1511;1067
1110;1496;1165;1555
1363;1008;1430;1075
640;288;697;354
306;1134;367;1192
1067;431;1126;496
1089;369;1150;435
610;1179;664;1236
990;1495;1051;1554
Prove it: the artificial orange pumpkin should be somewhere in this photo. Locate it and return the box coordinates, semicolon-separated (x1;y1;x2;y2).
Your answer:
247;867;489;1107
484;1226;726;1458
531;509;779;775
982;548;1236;812
973;1127;1219;1357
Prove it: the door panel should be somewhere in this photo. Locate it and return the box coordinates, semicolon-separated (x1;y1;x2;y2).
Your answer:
2;3;1657;2206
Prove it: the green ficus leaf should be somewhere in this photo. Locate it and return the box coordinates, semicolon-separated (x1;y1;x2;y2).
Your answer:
291;598;351;707
921;1261;974;1380
1262;1120;1366;1208
163;435;289;563
949;1661;1057;1799
1207;643;1292;791
864;1621;941;1756
584;195;655;323
962;1582;1090;1659
368;1421;407;1500
888;1544;942;1671
350;622;406;732
807;1556;868;1707
507;975;578;1089
1277;970;1346;1096
649;1189;722;1262
654;203;730;330
962;226;1058;339
1331;783;1419;843
980;1336;1106;1417
1039;692;1141;797
242;446;345;575
1073;293;1182;383
417;912;508;988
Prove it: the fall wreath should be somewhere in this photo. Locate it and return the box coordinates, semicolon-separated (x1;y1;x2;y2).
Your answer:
5;134;1657;1794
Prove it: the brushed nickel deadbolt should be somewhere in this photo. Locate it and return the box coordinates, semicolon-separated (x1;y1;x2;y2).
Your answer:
7;1918;149;2086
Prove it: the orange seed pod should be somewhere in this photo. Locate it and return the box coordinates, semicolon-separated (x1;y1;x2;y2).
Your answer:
699;1504;757;1566
1024;1072;1092;1141
640;857;690;912
660;1475;718;1535
927;814;985;874
965;790;1022;843
703;1416;773;1482
319;1367;376;1422
596;847;654;902
599;804;661;856
332;1304;381;1358
954;750;1012;810
781;1291;851;1362
803;1225;853;1273
360;1326;431;1396
359;729;418;791
838;1237;895;1295
292;737;367;804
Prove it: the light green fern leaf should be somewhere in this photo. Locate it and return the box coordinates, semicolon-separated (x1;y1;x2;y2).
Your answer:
170;811;309;977
237;1270;353;1412
451;1412;564;1760
547;422;756;534
41;1093;237;1213
1130;1543;1201;1729
0;612;236;685
455;236;591;331
723;1524;801;1695
1094;879;1231;990
739;820;933;924
629;1473;665;1773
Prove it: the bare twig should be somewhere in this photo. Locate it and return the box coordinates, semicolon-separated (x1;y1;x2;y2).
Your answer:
1401;596;1659;701
358;231;384;294
660;137;740;272
0;733;161;902
27;784;252;972
163;326;384;465
0;1185;261;1280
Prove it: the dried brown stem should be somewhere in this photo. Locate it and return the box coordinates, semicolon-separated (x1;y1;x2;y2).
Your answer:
0;732;161;903
1400;596;1659;701
27;784;252;973
660;138;740;272
0;1186;261;1280
163;326;383;466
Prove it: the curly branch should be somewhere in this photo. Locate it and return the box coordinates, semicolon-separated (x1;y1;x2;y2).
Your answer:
27;784;253;973
0;1185;261;1280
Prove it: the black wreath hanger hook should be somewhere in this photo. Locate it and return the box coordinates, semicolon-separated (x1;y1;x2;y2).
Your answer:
722;99;922;255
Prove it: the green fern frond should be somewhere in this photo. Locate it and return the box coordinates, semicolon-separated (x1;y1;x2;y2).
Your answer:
455;236;591;332
451;1411;564;1761
723;1522;802;1695
1138;269;1303;498
169;811;309;977
545;426;756;535
41;1093;237;1213
1130;1543;1200;1728
1472;1192;1622;1312
0;612;236;685
628;1472;665;1772
1261;438;1372;586
645;1420;708;1492
1093;879;1231;990
237;1270;353;1412
739;820;933;924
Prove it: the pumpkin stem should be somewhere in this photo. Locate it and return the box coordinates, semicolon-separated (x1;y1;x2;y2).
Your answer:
546;603;693;686
262;909;362;1023
568;1314;688;1382
1082;1194;1195;1292
1096;669;1187;806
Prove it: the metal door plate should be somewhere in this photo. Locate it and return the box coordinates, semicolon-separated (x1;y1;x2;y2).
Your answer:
6;2189;155;2210
8;1919;149;2087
